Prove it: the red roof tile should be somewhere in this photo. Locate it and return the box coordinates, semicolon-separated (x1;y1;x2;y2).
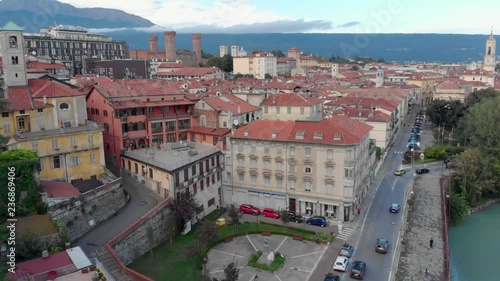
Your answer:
5;86;53;112
261;93;323;107
231;117;372;145
366;111;392;122
203;94;259;114
436;80;461;90
9;251;74;279
188;126;230;136
158;62;185;68
41;181;81;198
29;78;86;98
162;67;221;77
26;61;65;70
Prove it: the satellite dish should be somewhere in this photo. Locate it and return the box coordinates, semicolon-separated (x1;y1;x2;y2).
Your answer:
233;119;239;126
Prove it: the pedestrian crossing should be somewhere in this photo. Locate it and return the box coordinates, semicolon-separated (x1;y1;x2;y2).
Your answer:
393;151;405;154
335;227;354;240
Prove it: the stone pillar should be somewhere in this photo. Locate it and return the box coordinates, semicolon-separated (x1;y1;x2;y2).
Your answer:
192;33;202;66
148;36;158;51
163;31;177;62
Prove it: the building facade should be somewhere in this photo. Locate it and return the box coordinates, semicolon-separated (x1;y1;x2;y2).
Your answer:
483;31;496;72
195;94;260;129
260;93;323;121
224;117;373;222
233;53;277;79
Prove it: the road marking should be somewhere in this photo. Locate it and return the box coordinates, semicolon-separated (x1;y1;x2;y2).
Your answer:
275;274;284;281
391;177;400;191
246;235;258;252
249;274;258;281
335;227;354;240
291;267;312;273
388;184;411;281
306;246;328;281
291;250;325;259
274;236;288;253
211;249;245;259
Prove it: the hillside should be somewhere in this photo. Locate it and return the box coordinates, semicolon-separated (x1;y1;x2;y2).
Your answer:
0;0;155;32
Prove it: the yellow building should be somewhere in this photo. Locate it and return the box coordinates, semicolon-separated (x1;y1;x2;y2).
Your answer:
407;73;441;106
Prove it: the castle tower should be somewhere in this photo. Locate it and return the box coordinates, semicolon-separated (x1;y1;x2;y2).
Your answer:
484;29;496;72
0;21;28;92
192;33;202;66
148;36;158;51
231;45;240;57
331;63;339;77
220;45;228;57
163;31;177;62
375;69;384;87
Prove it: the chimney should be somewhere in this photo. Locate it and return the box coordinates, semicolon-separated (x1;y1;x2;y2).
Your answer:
43;96;47;104
192;33;202;66
164;31;177;62
148;36;158;51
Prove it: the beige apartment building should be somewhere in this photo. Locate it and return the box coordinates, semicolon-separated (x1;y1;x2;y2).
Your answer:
233;52;277;79
260;93;323;121
223;117;374;222
433;80;467;102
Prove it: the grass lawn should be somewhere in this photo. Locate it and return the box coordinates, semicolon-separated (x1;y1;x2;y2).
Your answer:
128;219;332;281
16;214;58;238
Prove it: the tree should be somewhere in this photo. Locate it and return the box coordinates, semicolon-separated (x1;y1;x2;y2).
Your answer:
449;193;470;226
464;87;500;108
350;65;359;71
264;73;272;80
279;209;289;230
207;57;224;70
223;262;240;281
184;241;200;268
169;190;199;234
251;50;263;54
16;231;42;261
197;219;218;247
201;50;213;59
228;205;240;232
270;50;285;58
221;54;233;72
233;73;244;80
425;100;465;129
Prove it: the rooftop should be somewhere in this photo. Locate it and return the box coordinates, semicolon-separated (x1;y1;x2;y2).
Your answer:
41;181;81;198
122;141;221;172
14;121;103;140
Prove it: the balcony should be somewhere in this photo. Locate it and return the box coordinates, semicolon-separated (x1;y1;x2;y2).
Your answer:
344;160;355;167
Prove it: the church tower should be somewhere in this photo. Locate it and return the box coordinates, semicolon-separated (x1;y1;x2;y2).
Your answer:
0;22;28;93
483;29;496;72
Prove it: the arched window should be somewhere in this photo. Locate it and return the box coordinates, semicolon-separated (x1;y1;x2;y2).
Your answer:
59;103;69;110
137;121;145;130
488;46;492;55
9;36;17;48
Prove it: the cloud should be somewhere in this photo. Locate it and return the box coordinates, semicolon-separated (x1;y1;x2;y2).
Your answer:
337;21;361;28
175;19;333;33
88;25;172;34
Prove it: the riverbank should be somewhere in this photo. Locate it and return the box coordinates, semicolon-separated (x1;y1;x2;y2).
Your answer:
469;198;500;215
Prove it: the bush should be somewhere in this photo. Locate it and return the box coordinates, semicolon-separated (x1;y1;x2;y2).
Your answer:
444;146;466;156
424;145;447;159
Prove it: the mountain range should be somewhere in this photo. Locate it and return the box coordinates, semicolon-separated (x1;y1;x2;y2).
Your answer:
0;0;155;32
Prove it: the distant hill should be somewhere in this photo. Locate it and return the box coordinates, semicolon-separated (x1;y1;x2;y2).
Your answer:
0;0;155;32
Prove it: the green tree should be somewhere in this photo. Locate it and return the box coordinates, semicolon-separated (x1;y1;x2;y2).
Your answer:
16;231;42;261
264;73;272;79
201;50;213;59
464;87;500;108
207;57;224;70
425;100;465;129
233;73;244;80
270;50;285;58
424;145;447;159
279;209;289;230
329;56;350;63
350;65;359;71
221;54;233;72
197;219;218;247
449;193;470;226
228;205;240;232
223;262;240;281
0;149;41;220
252;50;263;54
0;98;11;148
169;190;199;234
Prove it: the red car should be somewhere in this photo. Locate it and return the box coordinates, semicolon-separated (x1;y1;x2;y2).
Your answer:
262;208;280;219
239;204;261;215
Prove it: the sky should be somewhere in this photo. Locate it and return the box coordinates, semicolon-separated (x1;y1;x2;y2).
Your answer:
57;0;500;34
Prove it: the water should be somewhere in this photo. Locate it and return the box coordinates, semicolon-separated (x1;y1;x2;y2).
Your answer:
449;203;500;281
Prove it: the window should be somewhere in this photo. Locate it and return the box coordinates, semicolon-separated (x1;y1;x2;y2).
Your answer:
251;159;257;168
95;109;99;115
39;158;45;171
264;146;270;154
201;179;205;190
2;122;10;134
277;146;282;155
287;107;291;114
327;149;333;160
289;162;296;173
305;164;312;173
276;178;283;188
288;179;296;189
251;175;257;185
52;138;59;149
345;149;353;161
90;154;96;163
208;198;215;207
184;169;189;182
37;111;45;128
344;168;353;178
289;146;295;156
202;135;206;141
1;112;9;118
223;121;227;127
264;175;271;186
264;160;270;169
326;166;334;176
276;107;280;114
104;110;108;117
193;183;197;194
59;103;69;110
305;147;311;157
212;174;215;184
31;142;38;151
300;107;305;115
71;156;81;167
276;161;283;171
88;135;94;147
238;173;244;183
70;136;77;146
326;183;333;194
251;144;256;153
226;172;231;181
11;56;19;65
52;156;61;169
304;181;312;192
9;36;17;48
238;158;244;167
264;106;268;114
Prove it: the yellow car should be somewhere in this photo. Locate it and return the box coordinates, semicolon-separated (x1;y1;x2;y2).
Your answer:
216;218;226;227
394;168;406;176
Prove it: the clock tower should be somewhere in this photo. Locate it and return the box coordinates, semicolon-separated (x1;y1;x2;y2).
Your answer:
483;29;496;72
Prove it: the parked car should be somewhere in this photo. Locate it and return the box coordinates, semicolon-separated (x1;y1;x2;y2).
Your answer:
262;208;280;219
306;216;328;227
287;211;304;223
416;167;430;174
215;218;227;227
339;243;354;258
394;168;406;176
333;256;349;272
375;238;389;254
350;261;367;279
239;204;261;215
324;272;340;281
389;203;401;213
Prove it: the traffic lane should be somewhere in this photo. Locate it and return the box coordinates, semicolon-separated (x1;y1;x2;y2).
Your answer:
233;212;336;233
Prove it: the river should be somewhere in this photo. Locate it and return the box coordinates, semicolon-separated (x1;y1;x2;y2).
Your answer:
449;203;500;281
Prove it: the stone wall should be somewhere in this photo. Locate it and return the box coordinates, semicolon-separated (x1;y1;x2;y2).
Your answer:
110;199;171;266
37;233;62;250
49;178;126;242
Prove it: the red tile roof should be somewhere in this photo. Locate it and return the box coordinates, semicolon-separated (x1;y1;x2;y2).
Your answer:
41;181;81;198
203;94;259;114
188;126;230;136
366;111;392;122
158;62;185;68
162;67;221;77
29;78;86;98
5;86;53;112
26;61;66;70
261;93;322;107
231;117;372;145
436;80;461;90
9;251;74;279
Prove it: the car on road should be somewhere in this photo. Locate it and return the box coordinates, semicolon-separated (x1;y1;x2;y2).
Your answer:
287;211;304;223
306;216;328;227
324;272;340;281
389;203;401;213
416;167;430;174
215;218;227;227
262;208;280;219
333;256;349;272
375;238;389;253
350;260;367;279
239;204;261;215
394;168;406;176
339;243;354;258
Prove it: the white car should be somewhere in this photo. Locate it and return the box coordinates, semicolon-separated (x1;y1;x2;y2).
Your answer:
333;256;349;272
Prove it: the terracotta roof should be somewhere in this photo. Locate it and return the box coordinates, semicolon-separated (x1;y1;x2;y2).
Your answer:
158;62;185;68
9;251;74;279
188;126;230;136
436;80;461;90
203;94;259;114
460;69;491;76
94;80;183;98
231;117;372;145
29;78;86;98
41;180;81;198
261;93;323;107
162;67;221;77
26;61;65;70
5;86;53;112
366;111;392;122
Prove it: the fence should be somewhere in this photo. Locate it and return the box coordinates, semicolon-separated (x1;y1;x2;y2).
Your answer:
13;264;77;281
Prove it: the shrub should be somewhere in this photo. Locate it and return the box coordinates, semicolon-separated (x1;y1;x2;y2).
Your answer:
424;145;447;159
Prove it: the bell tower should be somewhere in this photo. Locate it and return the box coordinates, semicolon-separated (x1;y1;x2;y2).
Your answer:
483;29;496;72
0;22;28;92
